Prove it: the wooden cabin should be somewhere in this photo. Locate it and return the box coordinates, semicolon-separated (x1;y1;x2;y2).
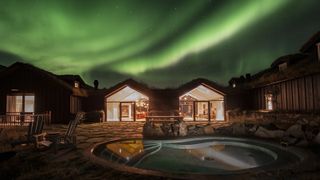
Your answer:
0;62;92;123
100;78;229;122
230;31;320;113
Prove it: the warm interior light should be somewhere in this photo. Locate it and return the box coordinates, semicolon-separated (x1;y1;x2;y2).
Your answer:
266;94;273;110
74;81;79;88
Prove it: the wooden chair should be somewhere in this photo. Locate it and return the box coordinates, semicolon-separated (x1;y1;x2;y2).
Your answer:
37;112;85;152
11;116;45;148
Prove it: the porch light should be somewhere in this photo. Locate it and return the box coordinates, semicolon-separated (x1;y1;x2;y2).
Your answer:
74;81;79;88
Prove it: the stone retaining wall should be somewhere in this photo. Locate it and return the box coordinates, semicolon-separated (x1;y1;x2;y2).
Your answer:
227;110;320;125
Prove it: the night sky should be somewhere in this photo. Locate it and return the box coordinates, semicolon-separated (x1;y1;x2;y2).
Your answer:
0;0;320;88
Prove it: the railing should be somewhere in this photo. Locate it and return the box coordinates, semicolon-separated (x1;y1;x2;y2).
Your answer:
0;112;51;128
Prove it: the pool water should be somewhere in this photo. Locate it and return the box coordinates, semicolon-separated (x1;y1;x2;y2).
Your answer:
92;137;302;175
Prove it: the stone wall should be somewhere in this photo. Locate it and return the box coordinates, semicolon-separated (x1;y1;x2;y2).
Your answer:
227;109;320;125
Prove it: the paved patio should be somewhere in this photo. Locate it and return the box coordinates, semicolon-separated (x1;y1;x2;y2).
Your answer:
1;122;319;180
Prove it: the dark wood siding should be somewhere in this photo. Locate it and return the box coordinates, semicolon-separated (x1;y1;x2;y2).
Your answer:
252;73;320;113
0;67;73;123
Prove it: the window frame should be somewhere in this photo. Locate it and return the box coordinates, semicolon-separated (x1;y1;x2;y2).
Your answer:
6;93;35;115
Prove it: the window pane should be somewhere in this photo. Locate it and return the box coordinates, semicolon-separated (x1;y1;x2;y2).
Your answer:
195;102;209;121
180;101;193;121
6;95;23;114
136;100;148;121
121;102;134;121
107;102;120;121
211;101;224;121
24;95;35;112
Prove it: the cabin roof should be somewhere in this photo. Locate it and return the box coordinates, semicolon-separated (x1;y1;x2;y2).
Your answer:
245;56;320;88
270;53;307;68
177;78;227;96
0;62;89;96
57;75;94;90
104;79;152;98
300;31;320;53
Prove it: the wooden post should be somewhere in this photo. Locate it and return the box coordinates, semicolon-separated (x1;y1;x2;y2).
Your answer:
193;101;196;121
208;101;211;122
133;102;136;122
119;102;122;121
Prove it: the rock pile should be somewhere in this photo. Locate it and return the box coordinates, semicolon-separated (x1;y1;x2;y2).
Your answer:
143;118;320;147
143;120;215;138
219;119;320;146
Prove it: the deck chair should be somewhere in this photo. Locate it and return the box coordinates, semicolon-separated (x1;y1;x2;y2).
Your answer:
42;112;85;152
11;116;45;148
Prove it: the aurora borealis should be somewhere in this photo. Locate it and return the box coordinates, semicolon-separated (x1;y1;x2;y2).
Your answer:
0;0;320;88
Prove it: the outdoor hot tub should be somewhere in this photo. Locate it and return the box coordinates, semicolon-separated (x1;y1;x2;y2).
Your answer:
87;137;310;178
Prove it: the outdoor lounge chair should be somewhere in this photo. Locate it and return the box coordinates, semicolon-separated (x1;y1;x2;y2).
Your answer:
38;112;85;152
11;116;45;148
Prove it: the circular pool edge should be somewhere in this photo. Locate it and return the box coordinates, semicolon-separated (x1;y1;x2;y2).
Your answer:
84;136;315;179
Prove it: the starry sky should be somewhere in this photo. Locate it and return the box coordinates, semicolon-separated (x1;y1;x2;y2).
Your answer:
0;0;320;88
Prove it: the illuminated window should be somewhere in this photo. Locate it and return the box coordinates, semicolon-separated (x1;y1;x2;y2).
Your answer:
265;94;273;110
6;94;35;114
232;82;236;88
24;96;35;112
74;81;79;88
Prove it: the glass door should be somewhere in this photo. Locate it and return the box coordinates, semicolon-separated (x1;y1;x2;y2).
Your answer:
120;102;135;121
195;101;209;121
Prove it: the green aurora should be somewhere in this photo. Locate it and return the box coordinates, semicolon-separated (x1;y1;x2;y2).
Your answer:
0;0;320;88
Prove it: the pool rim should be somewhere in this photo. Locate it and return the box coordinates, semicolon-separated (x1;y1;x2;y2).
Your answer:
84;136;314;179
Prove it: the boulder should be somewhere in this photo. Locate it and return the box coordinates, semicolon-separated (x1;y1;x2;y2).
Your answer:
232;123;246;135
203;125;214;135
254;126;284;139
285;124;304;138
153;125;165;137
304;126;319;142
313;132;320;145
187;125;196;131
281;136;300;146
161;123;173;136
261;123;280;131
309;120;319;127
295;139;309;147
215;126;232;135
188;126;204;136
178;121;188;136
296;118;308;125
143;122;155;137
245;124;259;134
